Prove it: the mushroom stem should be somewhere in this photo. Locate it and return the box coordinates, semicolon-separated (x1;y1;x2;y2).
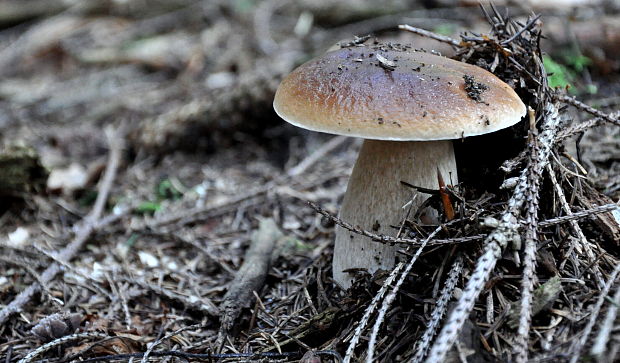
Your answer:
333;139;458;289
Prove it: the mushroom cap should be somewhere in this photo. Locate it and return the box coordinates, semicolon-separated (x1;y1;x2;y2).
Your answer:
274;44;526;141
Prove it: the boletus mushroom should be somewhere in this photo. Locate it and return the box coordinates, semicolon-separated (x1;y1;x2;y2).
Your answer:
274;43;526;289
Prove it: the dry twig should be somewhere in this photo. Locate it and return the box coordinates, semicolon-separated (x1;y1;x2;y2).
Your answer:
590;280;620;360
309;201;484;246
515;108;542;363
216;217;284;349
427;101;564;362
0;127;125;326
18;332;108;363
557;94;620;127
398;24;461;47
411;256;464;363
569;263;620;363
366;224;446;362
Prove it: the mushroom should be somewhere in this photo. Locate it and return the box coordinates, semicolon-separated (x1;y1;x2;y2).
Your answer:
274;43;526;288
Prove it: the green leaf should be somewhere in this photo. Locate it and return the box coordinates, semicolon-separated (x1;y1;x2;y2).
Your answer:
543;55;573;90
135;201;161;214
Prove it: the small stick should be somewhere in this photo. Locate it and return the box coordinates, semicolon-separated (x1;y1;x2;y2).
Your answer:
343;262;404;363
141;323;206;363
216;217;283;350
0;127;125;326
287;136;349;177
398;24;461;47
500;14;541;45
538;203;619;227
18;332;108;363
127;277;219;316
556;117;603;141
569;263;620;363
556;94;620;126
366;224;445;362
411;256;464;363
547;164;604;288
515;108;542;363
308;201;484;246
590;280;620;359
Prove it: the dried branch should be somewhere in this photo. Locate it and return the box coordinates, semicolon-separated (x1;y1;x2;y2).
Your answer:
343;262;404;363
515;109;542;363
18;332;108;363
143;184;273;229
398;25;461;47
366;224;445;362
569;263;620;363
537;203;620;228
216;217;283;349
308;201;485;246
590;280;620;360
556;117;603;141
500;14;541;45
411;255;464;363
547;164;605;287
141;323;206;363
127;277;219;316
72;350;304;362
142;141;351;232
287;136;349;177
556;94;620;126
0;127;125;326
427;101;564;362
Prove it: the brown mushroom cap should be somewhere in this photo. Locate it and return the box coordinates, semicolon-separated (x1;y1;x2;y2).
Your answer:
274;44;526;140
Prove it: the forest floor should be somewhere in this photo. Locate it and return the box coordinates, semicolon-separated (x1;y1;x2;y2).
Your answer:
0;1;619;362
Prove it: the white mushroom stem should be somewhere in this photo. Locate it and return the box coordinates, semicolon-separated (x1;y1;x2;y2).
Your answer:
333;139;458;289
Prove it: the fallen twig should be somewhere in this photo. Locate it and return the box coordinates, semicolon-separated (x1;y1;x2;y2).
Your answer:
308;201;485;246
547;164;604;287
141;138;350;232
127;277;219;316
343;262;404;363
590;278;620;360
74;350;303;362
216;217;284;350
556;94;620;127
537;203;620;228
398;24;461;47
366;224;445;362
515;108;542;363
411;255;464;363
426;101;564;362
287;136;349;177
18;332;108;363
556;117;603;141
141;323;207;363
0;126;125;326
569;263;620;363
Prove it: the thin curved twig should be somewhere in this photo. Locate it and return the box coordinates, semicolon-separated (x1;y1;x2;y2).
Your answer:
569;263;620;363
366;224;445;362
0;126;125;326
411;256;464;363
